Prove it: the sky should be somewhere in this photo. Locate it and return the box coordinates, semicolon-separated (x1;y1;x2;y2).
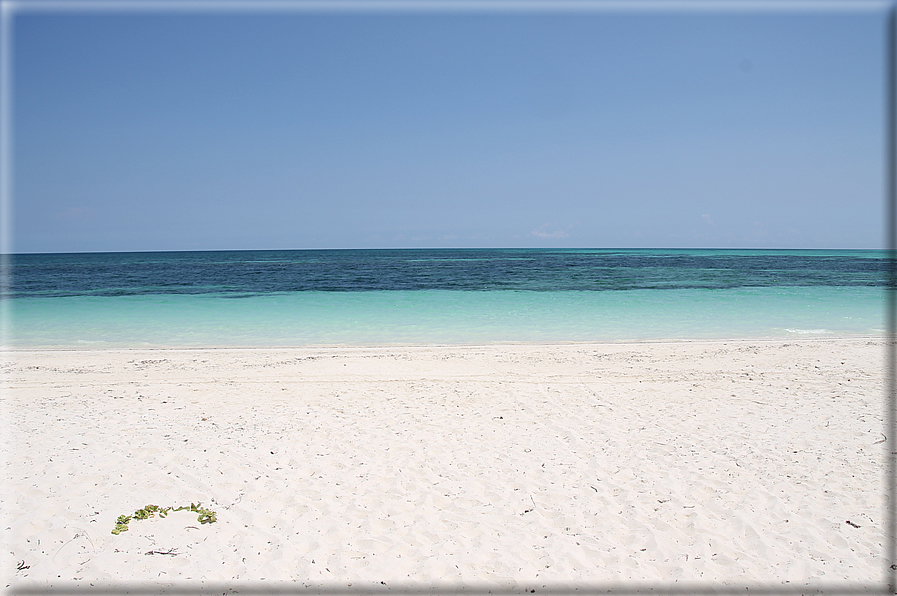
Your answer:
6;1;890;252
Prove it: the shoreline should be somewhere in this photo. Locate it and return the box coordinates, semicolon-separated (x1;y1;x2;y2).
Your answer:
2;332;887;352
3;338;888;588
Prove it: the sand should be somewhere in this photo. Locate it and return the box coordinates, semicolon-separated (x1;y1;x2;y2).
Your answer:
1;338;889;593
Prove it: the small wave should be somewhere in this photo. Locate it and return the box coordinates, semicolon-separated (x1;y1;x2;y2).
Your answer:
785;328;833;335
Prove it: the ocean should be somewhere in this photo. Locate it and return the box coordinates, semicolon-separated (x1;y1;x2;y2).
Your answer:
3;248;887;348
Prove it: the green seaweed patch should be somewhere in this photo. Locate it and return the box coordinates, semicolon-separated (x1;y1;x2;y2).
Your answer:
112;503;217;535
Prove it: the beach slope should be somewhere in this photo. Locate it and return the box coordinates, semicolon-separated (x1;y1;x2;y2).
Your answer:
2;339;886;590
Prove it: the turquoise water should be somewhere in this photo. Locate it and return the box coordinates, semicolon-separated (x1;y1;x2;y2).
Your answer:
5;249;887;347
6;283;885;348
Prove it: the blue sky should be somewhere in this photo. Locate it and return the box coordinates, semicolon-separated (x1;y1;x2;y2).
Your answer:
7;2;889;252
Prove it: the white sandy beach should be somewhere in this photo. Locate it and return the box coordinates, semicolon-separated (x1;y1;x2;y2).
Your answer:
1;338;888;592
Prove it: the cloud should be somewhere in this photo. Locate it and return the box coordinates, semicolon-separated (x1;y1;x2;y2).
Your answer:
701;214;715;226
530;223;570;239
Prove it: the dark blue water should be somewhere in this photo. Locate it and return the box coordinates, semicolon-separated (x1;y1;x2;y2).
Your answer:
7;248;888;298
